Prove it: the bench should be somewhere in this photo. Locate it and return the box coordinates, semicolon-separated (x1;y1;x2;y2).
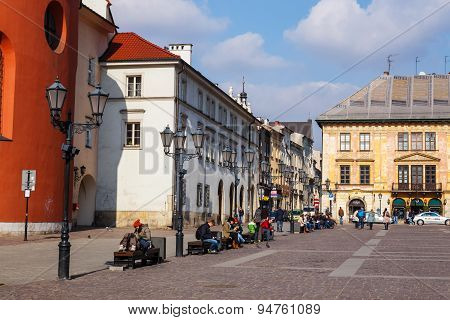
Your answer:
187;240;212;255
242;233;254;244
113;248;160;269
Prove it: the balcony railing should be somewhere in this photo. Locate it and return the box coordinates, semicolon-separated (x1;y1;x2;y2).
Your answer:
392;183;442;192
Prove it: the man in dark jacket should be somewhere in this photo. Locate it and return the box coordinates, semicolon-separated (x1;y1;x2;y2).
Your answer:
275;208;284;232
196;219;220;253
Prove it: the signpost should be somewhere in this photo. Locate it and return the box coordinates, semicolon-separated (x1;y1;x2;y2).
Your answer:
22;170;36;241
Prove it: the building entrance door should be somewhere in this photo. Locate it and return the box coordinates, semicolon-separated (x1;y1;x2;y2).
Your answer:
349;199;365;218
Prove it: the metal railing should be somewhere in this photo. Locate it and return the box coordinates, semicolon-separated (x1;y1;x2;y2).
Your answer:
392;183;442;192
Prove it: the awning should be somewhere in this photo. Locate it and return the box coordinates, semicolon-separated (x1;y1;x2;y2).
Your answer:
392;198;406;208
428;198;442;208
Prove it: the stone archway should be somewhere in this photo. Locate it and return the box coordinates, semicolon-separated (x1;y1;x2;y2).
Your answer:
347;198;366;217
77;175;96;226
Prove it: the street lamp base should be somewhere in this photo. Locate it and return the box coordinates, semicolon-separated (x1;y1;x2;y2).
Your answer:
58;241;71;280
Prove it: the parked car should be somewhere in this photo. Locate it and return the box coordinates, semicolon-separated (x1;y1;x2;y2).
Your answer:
413;212;450;226
351;211;392;225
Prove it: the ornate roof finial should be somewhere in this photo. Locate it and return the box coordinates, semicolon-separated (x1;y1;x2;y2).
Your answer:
240;76;248;104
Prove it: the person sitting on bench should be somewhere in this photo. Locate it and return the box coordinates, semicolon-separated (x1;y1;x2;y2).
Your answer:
223;216;240;249
260;217;273;248
118;232;138;252
196;219;221;253
133;219;152;253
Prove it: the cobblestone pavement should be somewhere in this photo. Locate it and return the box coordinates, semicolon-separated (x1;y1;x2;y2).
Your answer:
0;224;449;299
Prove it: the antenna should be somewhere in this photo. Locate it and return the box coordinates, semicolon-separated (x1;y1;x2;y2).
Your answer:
242;76;245;93
445;56;449;74
387;54;394;74
415;56;420;75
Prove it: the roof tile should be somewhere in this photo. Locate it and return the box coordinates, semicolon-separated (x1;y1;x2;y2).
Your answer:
100;32;179;62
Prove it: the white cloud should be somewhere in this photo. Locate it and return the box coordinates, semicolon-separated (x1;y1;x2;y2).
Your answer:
111;0;229;42
284;0;450;63
202;32;287;69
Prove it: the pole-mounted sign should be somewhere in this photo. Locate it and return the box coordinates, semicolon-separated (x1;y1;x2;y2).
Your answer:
21;170;36;241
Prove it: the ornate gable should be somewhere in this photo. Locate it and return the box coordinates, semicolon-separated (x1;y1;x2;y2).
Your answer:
394;152;440;162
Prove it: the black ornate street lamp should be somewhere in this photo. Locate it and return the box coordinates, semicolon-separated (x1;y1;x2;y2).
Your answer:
160;125;204;257
378;193;382;214
222;146;254;217
46;77;109;280
283;166;295;233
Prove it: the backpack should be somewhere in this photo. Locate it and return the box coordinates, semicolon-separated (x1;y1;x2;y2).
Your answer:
195;227;202;240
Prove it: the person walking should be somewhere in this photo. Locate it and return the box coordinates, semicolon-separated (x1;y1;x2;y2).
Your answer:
367;211;375;230
383;211;390;230
275;207;284;232
357;208;365;229
253;207;262;243
260;217;272;248
238;207;244;224
393;209;399;224
338;207;344;225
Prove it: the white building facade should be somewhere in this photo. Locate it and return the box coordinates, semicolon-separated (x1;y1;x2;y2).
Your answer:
96;33;260;228
72;0;116;227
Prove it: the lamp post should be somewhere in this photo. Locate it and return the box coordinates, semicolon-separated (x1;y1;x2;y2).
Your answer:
222;146;255;217
325;178;331;215
314;175;320;212
378;193;382;214
160;125;204;257
46;78;109;280
284;166;294;233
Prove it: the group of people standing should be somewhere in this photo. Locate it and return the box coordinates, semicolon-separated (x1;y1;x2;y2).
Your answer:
354;208;391;230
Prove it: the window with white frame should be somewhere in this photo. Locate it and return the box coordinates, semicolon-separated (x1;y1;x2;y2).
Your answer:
88;57;96;86
211;135;216;163
210;100;216;120
180;77;187;101
127;76;142;97
204;184;210;207
196;183;203;207
125;122;141;147
197;90;203;111
85;129;92;148
425;132;436;151
204;134;210;162
340;133;351;151
359;133;370;151
205;96;211;117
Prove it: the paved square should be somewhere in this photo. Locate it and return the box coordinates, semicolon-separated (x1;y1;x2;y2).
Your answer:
0;224;449;299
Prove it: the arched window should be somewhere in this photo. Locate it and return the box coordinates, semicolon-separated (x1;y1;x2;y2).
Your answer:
0;46;3;132
0;32;15;140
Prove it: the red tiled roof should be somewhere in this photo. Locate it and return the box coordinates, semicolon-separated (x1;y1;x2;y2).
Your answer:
100;32;179;62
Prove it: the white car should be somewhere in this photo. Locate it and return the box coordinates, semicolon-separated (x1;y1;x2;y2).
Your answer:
352;211;391;224
413;212;450;226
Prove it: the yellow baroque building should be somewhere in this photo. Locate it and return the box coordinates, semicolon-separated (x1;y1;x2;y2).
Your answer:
317;74;450;221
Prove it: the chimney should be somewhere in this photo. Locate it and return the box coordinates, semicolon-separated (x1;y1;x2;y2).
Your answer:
168;44;193;65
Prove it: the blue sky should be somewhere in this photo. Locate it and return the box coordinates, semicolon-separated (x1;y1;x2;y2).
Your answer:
112;0;450;148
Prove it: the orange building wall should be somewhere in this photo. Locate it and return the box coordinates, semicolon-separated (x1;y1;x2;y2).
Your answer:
0;0;79;228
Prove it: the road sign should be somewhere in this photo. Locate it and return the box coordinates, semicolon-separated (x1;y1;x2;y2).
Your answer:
328;192;334;199
21;170;36;191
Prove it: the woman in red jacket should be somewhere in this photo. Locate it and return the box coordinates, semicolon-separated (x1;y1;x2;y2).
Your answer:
260;217;273;248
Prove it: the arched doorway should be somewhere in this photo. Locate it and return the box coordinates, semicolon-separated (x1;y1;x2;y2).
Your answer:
348;198;365;216
77;175;96;226
410;198;424;215
392;198;406;220
428;198;442;214
250;185;255;219
217;180;223;225
229;183;234;218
